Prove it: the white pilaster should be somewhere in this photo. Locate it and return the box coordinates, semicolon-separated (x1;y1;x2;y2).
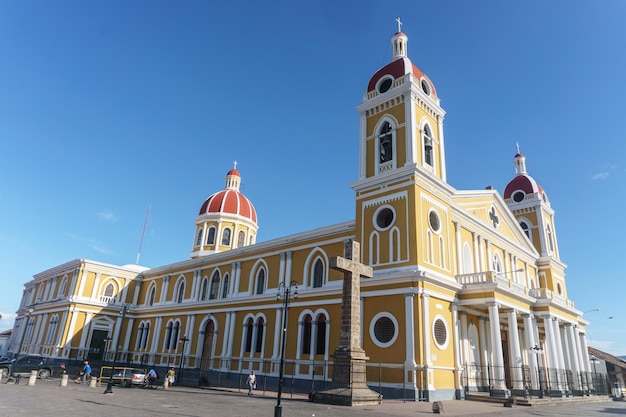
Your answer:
421;293;434;390
506;309;524;389
478;317;490;387
522;314;539;388
488;303;506;390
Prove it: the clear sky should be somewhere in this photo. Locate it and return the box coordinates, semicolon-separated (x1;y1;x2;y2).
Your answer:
1;1;624;356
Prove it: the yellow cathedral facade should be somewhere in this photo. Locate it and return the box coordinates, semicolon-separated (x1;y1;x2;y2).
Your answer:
8;26;592;401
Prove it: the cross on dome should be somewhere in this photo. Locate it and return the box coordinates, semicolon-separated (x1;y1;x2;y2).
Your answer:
396;17;402;33
233;160;238;169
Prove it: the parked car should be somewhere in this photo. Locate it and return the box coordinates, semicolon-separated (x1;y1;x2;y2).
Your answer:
111;368;146;386
0;355;66;379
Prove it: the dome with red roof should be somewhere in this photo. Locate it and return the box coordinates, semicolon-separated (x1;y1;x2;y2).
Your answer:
503;150;548;205
367;31;437;100
198;168;257;223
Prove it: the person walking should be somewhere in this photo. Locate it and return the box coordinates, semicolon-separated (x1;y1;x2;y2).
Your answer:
166;367;176;385
245;371;256;395
75;360;91;383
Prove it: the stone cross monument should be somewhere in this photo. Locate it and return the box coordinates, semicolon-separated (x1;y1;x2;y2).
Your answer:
313;240;382;406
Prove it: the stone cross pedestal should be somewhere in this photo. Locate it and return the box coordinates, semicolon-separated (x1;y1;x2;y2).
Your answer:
313;240;382;406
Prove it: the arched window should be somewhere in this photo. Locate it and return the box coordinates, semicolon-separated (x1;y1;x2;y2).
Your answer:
148;285;156;306
312;259;324;288
104;283;114;298
45;315;58;344
142;322;150;349
58;277;67;298
492;253;503;274
237;230;245;248
196;229;203;246
255;317;264;353
206;227;216;245
221;275;230;298
137;323;145;350
315;314;327;355
221;228;231;246
209;272;220;300
200;277;209;301
302;314;312;354
424;124;434;166
520;220;532;241
379;121;393;163
169;321;180;350
165;321;173;350
255;269;265;295
176;281;185;303
245;317;254;353
547;225;554;253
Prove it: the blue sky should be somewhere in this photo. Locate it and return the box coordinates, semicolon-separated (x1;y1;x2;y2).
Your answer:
1;1;624;355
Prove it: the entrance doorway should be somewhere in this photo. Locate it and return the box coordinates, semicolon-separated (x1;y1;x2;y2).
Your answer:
200;320;215;371
88;329;109;361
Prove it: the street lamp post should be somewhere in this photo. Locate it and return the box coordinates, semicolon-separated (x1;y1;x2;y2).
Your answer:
15;308;34;358
531;344;544;398
178;336;189;384
274;281;298;417
104;304;129;394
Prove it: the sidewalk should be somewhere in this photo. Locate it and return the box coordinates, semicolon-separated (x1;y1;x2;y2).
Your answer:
0;377;621;417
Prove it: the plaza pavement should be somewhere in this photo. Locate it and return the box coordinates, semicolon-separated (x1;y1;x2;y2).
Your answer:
0;377;624;417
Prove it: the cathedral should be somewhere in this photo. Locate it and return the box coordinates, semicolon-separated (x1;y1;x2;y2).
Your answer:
8;25;591;401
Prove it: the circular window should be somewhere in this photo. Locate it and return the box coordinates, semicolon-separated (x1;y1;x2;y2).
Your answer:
421;79;431;95
370;313;399;348
432;316;449;350
375;206;395;230
428;210;441;233
512;191;525;202
378;77;393;94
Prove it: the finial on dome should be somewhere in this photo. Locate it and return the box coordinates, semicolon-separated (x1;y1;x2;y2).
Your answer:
233;160;238;169
514;144;527;175
391;19;408;59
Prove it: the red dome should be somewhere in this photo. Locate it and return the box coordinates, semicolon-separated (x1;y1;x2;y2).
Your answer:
503;175;544;200
198;189;257;223
367;57;437;97
227;168;240;177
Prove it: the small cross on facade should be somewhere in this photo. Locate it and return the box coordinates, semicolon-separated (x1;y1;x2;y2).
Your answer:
489;206;500;228
396;17;402;33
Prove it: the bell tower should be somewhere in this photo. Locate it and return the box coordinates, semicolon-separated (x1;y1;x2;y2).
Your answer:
351;22;451;272
504;146;567;296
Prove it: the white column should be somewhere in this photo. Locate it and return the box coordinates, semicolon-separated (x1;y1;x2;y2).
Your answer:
452;304;462;394
404;293;416;365
478;317;490;387
522;314;539;388
272;307;281;361
565;323;582;389
552;318;566;372
150;317;162;354
542;316;557;368
454;222;462;274
90;273;101;301
421;293;434;390
488;303;506;391
459;312;469;366
437;115;447;181
506;309;523;389
358;113;367;179
405;91;417;165
578;331;591;373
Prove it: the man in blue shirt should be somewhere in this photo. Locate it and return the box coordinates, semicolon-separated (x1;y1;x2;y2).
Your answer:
75;360;91;383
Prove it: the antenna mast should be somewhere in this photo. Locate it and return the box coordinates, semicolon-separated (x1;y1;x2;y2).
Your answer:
136;205;151;265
